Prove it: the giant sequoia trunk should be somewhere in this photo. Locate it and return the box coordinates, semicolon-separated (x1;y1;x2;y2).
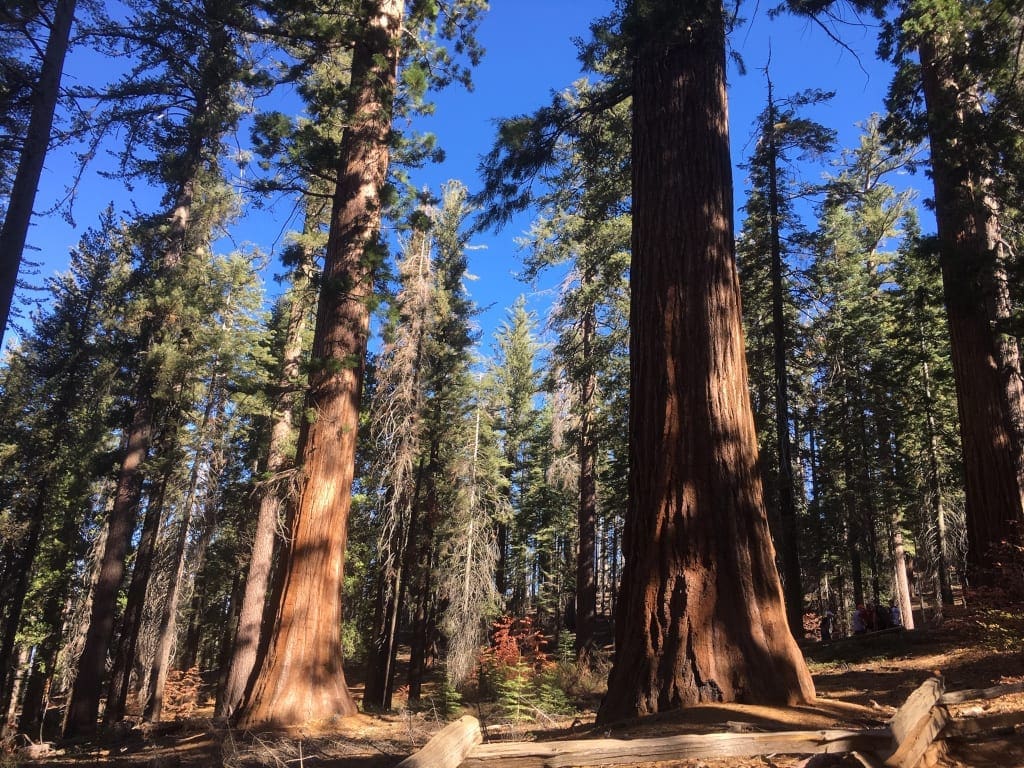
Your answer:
917;35;1024;581
597;1;814;723
235;0;402;729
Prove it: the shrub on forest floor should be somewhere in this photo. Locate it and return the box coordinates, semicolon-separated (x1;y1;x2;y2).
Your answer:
477;616;578;722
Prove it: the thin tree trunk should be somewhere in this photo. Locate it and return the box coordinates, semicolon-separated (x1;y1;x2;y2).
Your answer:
917;309;955;606
63;388;156;737
892;530;915;630
840;390;864;608
408;448;439;705
177;488;216;672
0;492;45;717
764;74;803;636
576;302;598;659
145;374;223;722
0;0;76;343
216;237;316;719
236;0;403;728
364;454;426;711
3;645;31;734
105;467;171;722
597;2;813;723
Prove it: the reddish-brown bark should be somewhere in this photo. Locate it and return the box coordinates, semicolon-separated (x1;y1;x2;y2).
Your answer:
597;2;814;723
235;0;402;729
917;35;1024;580
216;230;314;720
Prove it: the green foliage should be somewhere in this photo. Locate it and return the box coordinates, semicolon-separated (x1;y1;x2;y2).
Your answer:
495;660;534;723
478;616;576;720
434;674;464;720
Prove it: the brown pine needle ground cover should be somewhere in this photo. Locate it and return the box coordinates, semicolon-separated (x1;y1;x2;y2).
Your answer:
11;601;1023;768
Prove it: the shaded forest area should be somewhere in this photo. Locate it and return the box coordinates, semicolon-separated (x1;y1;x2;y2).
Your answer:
0;0;1022;766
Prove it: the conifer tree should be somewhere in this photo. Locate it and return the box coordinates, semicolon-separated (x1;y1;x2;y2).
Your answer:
598;0;815;720
363;220;434;711
737;78;834;635
881;0;1024;581
0;0;76;343
63;0;249;736
888;231;963;609
518;80;631;657
806;119;918;616
215;207;322;719
437;391;504;687
0;209;130;726
363;180;484;709
238;0;485;728
489;297;542;616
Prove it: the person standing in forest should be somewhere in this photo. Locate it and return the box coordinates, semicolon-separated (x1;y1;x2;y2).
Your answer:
821;609;836;641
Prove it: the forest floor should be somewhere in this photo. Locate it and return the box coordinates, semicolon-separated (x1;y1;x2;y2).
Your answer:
8;599;1023;768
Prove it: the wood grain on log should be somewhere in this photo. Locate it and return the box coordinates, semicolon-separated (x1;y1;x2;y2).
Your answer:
461;729;892;768
940;681;1024;705
885;677;948;768
395;715;482;768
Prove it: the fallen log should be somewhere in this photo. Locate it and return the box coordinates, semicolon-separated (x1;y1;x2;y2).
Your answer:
395;715;482;768
940;681;1024;705
460;728;892;768
884;677;947;768
945;710;1024;739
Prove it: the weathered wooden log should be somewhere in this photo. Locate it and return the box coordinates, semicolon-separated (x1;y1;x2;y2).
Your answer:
460;728;892;768
940;681;1024;705
395;715;482;768
885;676;947;768
945;710;1024;739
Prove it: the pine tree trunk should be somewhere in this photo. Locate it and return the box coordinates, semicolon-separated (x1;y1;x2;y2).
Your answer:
144;478;199;722
597;2;813;723
63;390;156;737
63;106;204;735
918;316;955;606
235;0;403;728
764;78;803;636
364;454;426;711
892;530;915;630
576;303;598;659
0;0;76;342
840;393;865;608
917;35;1024;582
0;492;44;717
3;645;30;733
176;482;217;674
105;462;172;722
145;378;223;723
216;249;314;719
408;453;439;705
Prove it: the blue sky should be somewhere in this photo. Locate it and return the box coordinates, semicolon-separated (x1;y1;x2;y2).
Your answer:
412;1;902;344
20;1;907;354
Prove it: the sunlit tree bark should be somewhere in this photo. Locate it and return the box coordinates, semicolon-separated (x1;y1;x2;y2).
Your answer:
236;0;403;728
598;0;814;722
